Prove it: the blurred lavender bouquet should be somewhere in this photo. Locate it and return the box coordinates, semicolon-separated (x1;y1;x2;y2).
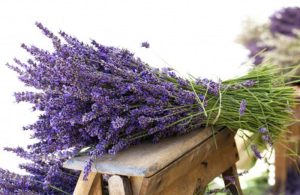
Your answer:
238;7;300;80
0;23;297;194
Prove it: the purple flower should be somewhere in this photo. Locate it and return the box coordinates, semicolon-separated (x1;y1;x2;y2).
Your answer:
141;41;150;48
83;158;93;180
270;7;300;37
251;144;262;159
241;80;256;88
196;78;220;96
262;134;273;147
111;117;127;130
259;127;268;134
244;41;273;65
239;99;247;116
259;127;273;146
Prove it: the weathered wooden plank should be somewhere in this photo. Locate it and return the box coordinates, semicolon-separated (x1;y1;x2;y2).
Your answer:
130;177;144;195
73;172;102;195
89;173;103;195
138;129;239;195
64;127;216;177
108;175;133;195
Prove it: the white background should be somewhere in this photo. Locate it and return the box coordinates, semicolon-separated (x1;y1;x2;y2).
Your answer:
0;0;299;174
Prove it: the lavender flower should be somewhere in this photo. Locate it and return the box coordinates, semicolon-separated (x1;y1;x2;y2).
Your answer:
195;78;220;96
251;144;262;159
241;80;256;88
223;170;248;185
262;134;273;147
259;127;268;134
141;41;150;48
239;99;247;116
259;127;273;147
83;158;93;180
111;117;127;130
270;7;300;37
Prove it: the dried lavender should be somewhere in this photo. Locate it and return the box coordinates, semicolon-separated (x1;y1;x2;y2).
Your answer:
239;99;247;116
270;7;300;37
259;127;273;147
259;127;268;134
239;7;300;78
1;23;296;193
223;170;249;185
141;41;150;48
251;144;262;159
0;163;78;194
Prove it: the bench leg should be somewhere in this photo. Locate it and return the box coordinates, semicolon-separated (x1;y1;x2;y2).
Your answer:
274;136;287;194
73;172;103;195
222;165;243;195
108;175;133;195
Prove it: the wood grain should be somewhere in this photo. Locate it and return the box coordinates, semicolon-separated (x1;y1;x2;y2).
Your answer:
89;173;103;195
130;177;143;195
73;172;103;195
138;129;239;195
64;127;216;177
108;175;133;195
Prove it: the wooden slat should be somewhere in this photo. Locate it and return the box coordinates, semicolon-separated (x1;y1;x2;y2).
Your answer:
89;173;103;195
64;127;216;177
108;175;133;195
130;177;144;195
73;172;103;195
138;129;239;195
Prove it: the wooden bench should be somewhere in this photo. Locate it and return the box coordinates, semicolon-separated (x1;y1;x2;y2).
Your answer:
63;127;243;195
274;86;300;193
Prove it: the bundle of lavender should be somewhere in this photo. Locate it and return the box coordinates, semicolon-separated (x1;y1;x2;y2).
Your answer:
238;7;300;78
0;23;297;194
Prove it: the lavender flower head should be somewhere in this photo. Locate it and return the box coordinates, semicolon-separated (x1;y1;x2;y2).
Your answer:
141;41;150;48
83;158;93;180
262;134;273;147
239;99;247;116
195;78;220;96
259;127;268;134
251;144;262;159
270;7;300;37
259;127;273;147
111;117;127;130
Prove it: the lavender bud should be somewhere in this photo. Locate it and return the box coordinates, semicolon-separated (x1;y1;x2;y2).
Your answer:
251;144;262;159
259;127;268;134
141;42;150;48
239;99;247;116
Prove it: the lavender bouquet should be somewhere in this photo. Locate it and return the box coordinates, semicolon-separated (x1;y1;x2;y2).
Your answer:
0;23;297;194
238;7;300;79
